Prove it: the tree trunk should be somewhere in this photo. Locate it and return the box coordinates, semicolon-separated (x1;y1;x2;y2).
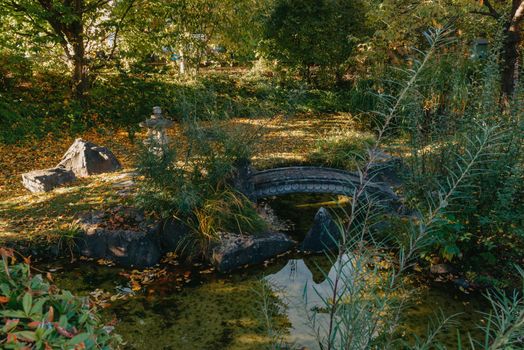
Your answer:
502;27;520;97
71;0;87;99
72;40;88;98
476;0;524;97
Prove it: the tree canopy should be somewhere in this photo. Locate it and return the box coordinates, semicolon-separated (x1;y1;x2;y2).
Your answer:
262;0;368;83
1;0;523;94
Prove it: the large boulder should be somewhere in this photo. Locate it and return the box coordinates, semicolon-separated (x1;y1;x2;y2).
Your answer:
58;138;121;177
369;150;403;189
157;218;192;255
300;207;341;253
230;159;256;201
21;167;76;193
208;232;295;273
75;210;161;268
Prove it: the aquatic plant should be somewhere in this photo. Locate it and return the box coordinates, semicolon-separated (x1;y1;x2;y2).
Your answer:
462;266;524;349
0;248;122;349
254;279;290;350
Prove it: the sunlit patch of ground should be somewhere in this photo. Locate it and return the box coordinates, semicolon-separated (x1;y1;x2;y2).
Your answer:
0;170;136;247
0;129;140;200
0;113;365;246
231;112;357;168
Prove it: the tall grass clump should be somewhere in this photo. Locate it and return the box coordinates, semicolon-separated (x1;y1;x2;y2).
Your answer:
135;120;267;256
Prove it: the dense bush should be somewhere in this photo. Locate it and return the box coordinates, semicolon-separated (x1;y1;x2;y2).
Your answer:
263;0;368;85
0;249;122;349
400;33;524;278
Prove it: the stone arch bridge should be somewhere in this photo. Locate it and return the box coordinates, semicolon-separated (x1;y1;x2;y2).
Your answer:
235;166;401;209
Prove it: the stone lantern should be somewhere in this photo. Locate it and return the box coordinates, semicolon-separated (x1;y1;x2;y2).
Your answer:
471;37;489;60
140;106;174;155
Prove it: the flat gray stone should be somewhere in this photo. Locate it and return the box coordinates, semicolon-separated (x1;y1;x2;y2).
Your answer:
58;138;121;177
75;210;162;268
21;167;76;193
300;207;341;253
209;232;295;273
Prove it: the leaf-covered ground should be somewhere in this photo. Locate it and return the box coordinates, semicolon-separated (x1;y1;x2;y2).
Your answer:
0;113;358;247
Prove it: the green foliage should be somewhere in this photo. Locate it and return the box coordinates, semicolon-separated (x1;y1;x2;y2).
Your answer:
135;122;267;255
0;70;376;144
401;27;524;271
0;58;84;143
459;266;524;350
0;252;122;349
0;0;141;96
290;28;457;350
122;0;270;70
269;27;524;349
263;0;367;85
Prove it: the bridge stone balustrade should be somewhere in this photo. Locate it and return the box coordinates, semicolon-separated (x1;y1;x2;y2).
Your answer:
243;166;401;211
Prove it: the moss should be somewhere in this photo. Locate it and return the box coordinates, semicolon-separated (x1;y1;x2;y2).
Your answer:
112;280;283;350
40;259;290;350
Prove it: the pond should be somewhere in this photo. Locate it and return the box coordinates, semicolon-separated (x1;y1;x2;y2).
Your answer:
37;194;488;349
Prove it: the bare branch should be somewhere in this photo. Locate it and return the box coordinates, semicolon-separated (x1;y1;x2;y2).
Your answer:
482;0;501;19
470;9;499;18
108;0;136;59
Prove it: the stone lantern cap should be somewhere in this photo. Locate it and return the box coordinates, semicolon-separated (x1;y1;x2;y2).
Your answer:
140;106;174;129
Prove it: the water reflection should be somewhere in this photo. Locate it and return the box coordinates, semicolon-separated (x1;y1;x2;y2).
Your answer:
265;254;488;350
265;254;355;349
39;252;487;349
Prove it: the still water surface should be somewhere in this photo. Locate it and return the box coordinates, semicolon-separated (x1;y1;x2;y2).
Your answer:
39;194;487;349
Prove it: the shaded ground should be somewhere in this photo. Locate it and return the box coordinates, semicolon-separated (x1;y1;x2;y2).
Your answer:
0;113;359;246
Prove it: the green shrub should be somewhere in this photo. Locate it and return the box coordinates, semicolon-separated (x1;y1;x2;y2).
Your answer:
0;249;122;349
135;122;267;255
262;0;368;85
